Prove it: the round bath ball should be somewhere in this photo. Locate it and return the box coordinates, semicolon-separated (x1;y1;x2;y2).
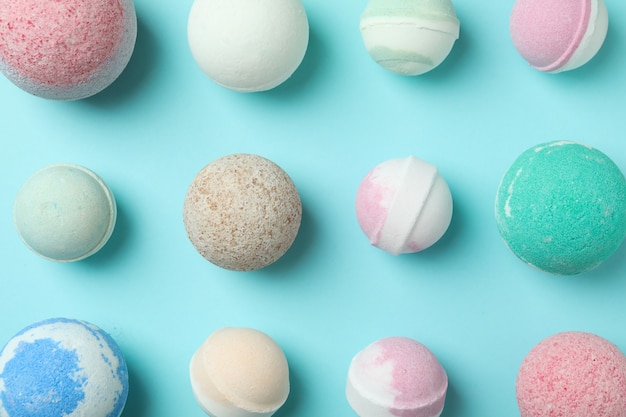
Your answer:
516;331;626;417
356;156;453;255
346;336;448;417
359;0;460;76
14;163;117;262
183;154;302;271
190;327;290;417
495;141;626;275
510;0;608;72
0;0;137;100
0;318;129;417
187;0;309;92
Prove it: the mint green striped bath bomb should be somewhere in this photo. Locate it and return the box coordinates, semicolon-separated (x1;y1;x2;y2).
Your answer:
495;141;626;275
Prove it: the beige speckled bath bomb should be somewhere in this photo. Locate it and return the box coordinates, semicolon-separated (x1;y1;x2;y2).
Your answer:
183;154;302;271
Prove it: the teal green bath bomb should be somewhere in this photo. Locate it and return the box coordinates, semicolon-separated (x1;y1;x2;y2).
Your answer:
495;141;626;275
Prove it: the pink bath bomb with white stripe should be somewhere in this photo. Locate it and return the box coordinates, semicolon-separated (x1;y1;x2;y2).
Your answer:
346;336;448;417
0;0;137;100
516;331;626;417
510;0;608;73
355;156;452;255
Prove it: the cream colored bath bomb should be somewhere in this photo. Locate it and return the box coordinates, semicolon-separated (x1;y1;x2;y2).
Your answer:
189;327;290;417
183;154;302;271
187;0;309;92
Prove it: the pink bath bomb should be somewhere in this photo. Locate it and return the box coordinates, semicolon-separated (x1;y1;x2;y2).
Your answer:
346;336;448;417
510;0;608;72
0;0;137;100
516;332;626;417
355;156;452;255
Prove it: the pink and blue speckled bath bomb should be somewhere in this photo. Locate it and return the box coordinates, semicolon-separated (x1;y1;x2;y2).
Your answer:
516;331;626;417
0;0;137;100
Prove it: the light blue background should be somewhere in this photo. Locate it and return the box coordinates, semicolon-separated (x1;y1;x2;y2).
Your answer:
2;0;626;416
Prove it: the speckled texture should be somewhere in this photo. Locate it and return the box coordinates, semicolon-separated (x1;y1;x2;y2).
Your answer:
494;141;626;275
510;0;589;71
183;154;302;271
0;0;137;100
13;164;117;262
0;318;129;417
509;0;608;72
189;327;290;417
516;331;626;417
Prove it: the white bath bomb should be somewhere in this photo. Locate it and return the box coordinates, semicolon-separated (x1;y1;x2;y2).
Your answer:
187;0;309;92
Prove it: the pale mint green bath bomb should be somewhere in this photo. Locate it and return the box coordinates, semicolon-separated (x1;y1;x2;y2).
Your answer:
359;0;460;75
495;141;626;275
14;164;117;262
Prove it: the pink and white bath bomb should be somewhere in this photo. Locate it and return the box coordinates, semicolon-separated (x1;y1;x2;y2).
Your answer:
510;0;608;72
0;0;137;100
355;156;452;255
346;336;448;417
516;331;626;417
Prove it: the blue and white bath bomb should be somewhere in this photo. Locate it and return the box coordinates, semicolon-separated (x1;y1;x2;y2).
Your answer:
0;318;129;417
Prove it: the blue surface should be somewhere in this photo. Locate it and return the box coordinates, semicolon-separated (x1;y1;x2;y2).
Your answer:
1;1;626;416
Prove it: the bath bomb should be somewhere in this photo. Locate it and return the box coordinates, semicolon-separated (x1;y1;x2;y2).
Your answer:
14;163;117;262
0;318;129;417
495;141;626;275
510;0;608;72
187;0;309;92
346;336;448;417
516;331;626;417
360;0;460;76
190;327;290;417
356;156;453;255
0;0;137;100
183;154;302;271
